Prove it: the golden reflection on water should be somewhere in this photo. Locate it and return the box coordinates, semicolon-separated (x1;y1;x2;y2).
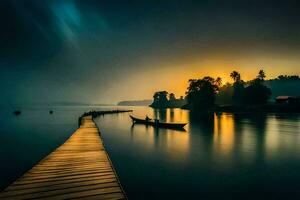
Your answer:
130;125;190;162
128;107;300;164
154;109;190;161
164;130;189;159
211;113;300;163
152;108;189;123
129;108;190;162
264;116;300;159
166;109;189;123
213;113;235;156
265;117;281;158
130;125;155;151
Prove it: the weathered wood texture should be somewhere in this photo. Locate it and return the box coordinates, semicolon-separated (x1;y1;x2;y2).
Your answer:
0;116;126;200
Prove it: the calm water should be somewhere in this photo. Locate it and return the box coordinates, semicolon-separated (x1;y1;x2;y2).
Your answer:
1;106;300;199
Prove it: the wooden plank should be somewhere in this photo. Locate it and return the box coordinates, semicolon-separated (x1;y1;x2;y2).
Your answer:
38;187;122;200
0;116;127;200
1;183;120;199
70;192;125;200
0;179;118;196
19;171;114;182
5;175;117;191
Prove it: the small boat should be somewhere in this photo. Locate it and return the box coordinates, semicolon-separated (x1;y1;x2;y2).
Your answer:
49;110;53;114
13;110;21;115
130;115;187;129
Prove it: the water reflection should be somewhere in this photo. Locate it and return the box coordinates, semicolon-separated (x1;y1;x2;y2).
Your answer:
125;108;300;164
130;122;190;161
152;108;189;124
95;108;300;199
264;114;300;160
1;106;299;199
213;113;235;156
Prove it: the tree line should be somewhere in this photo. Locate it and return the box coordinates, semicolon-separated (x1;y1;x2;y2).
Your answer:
151;70;299;110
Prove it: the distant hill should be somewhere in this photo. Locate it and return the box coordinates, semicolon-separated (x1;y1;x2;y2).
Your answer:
265;79;300;100
118;100;152;106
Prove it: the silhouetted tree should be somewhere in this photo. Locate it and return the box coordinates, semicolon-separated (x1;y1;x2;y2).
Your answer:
151;91;186;108
245;71;271;105
276;75;300;80
185;76;220;110
151;91;169;108
216;82;234;105
230;71;245;105
168;93;176;107
230;71;241;82
257;69;266;81
233;81;245;105
215;77;222;87
245;79;271;104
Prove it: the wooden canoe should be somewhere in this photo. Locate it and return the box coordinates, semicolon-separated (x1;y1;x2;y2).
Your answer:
130;115;187;129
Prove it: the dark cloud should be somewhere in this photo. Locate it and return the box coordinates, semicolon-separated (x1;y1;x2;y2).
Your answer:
2;0;300;67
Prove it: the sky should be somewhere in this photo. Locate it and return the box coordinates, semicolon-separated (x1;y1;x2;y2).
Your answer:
1;0;300;105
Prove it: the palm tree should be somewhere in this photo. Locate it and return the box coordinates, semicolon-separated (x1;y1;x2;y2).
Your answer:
257;70;266;81
215;77;222;87
230;71;241;82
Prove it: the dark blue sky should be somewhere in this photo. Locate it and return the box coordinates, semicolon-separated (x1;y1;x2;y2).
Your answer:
1;0;300;104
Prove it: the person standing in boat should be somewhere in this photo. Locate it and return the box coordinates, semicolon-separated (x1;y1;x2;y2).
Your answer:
145;115;151;122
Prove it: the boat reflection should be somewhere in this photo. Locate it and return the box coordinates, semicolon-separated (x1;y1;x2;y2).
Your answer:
131;122;186;132
130;117;190;162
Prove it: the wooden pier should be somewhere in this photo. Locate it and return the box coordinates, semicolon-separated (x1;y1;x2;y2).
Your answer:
0;116;126;200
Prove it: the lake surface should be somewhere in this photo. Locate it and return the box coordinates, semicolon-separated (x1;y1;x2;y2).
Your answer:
0;106;300;199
